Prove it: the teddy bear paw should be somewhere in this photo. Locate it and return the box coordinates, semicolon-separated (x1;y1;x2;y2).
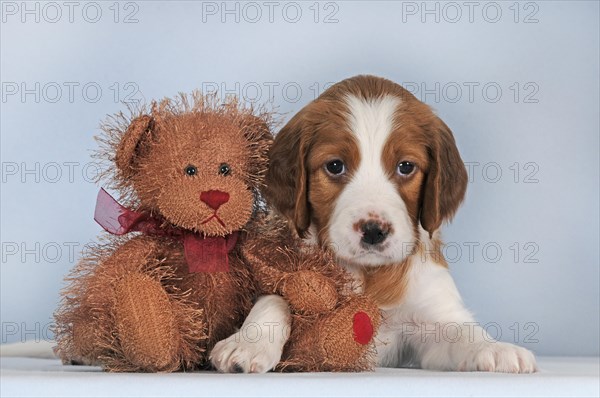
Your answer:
282;270;339;315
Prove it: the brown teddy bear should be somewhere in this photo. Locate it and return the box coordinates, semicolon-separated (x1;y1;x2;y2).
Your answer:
54;92;380;372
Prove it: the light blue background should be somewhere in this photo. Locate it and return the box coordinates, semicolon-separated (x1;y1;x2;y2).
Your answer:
1;1;598;356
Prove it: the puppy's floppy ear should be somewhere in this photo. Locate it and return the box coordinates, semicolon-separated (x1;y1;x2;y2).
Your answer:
265;112;312;237
115;115;155;180
420;117;468;236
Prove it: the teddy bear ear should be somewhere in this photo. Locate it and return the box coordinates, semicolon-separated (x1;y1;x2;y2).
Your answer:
241;114;271;141
115;115;155;179
240;113;273;181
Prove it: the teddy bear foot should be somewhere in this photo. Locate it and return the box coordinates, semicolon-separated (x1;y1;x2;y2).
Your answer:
317;296;379;371
67;319;104;366
112;274;182;372
280;296;380;372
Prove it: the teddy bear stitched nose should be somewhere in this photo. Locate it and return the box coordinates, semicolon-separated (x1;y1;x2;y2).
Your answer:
200;190;230;210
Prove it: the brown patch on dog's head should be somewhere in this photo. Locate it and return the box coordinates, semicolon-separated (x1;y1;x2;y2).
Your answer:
99;92;273;236
265;93;360;240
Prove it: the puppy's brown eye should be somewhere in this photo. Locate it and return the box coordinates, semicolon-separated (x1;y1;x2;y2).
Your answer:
185;165;197;176
325;159;345;176
397;161;415;176
219;163;231;176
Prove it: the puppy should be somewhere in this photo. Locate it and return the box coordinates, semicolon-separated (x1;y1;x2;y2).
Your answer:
211;75;537;373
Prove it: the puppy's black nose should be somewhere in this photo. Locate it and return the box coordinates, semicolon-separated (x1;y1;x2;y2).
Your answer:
361;222;388;245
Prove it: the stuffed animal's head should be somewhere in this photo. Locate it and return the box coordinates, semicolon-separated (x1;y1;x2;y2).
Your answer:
101;93;272;237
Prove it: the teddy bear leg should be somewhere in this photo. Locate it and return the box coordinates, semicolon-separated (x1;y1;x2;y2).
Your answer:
56;236;207;372
55;266;111;366
110;273;206;372
54;302;104;366
112;273;180;371
66;308;104;365
280;296;381;372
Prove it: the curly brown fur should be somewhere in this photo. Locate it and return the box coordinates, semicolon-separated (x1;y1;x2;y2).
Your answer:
55;92;272;372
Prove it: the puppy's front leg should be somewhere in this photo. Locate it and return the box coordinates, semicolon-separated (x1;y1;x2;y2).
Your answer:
210;295;291;373
397;262;537;373
410;320;538;373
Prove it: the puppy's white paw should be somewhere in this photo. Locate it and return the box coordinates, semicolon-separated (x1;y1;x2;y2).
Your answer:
210;331;283;374
459;342;537;373
211;295;291;373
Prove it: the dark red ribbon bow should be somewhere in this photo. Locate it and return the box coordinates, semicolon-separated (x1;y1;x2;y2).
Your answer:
94;188;237;273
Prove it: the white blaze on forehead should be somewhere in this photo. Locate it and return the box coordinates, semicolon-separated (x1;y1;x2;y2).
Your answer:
327;94;415;266
344;95;400;170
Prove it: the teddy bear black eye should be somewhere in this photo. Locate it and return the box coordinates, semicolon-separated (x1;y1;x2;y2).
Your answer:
185;165;197;176
219;163;231;176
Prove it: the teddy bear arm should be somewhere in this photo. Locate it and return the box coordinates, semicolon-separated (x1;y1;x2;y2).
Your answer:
241;238;341;315
96;235;166;271
240;242;288;295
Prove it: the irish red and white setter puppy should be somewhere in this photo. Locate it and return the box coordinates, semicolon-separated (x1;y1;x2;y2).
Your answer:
211;75;537;373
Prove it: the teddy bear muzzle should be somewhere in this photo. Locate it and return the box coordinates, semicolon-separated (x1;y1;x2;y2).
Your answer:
200;190;230;210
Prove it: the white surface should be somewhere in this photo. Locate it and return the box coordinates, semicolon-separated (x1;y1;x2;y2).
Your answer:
1;357;598;398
